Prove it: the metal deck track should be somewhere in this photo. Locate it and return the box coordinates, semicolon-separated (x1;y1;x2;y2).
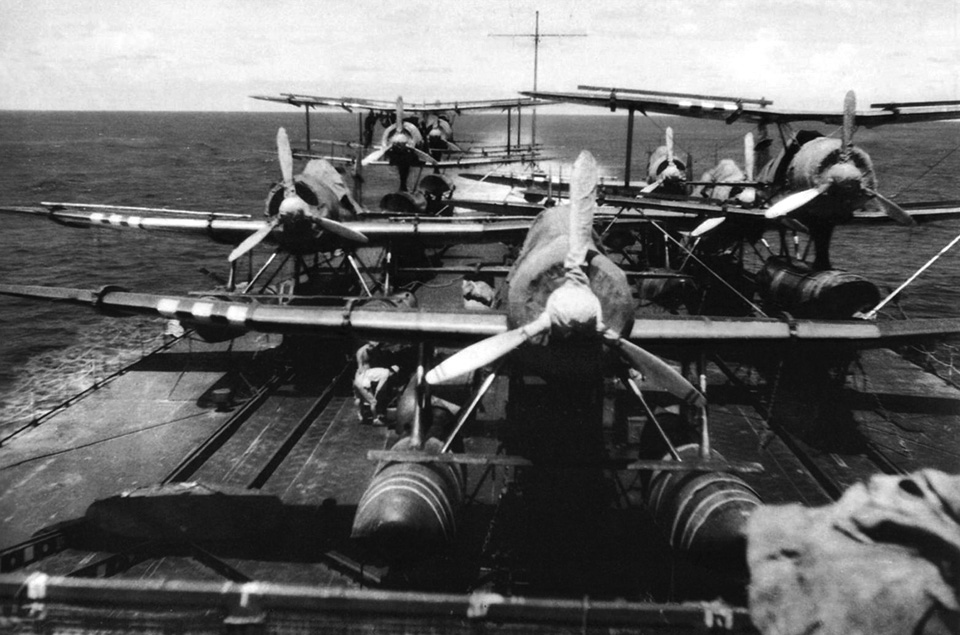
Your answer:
0;350;360;583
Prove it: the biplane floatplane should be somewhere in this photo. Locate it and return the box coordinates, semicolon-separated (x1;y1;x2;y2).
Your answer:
250;93;555;209
3;151;960;566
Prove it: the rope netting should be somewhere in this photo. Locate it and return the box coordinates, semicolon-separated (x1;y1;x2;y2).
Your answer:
903;341;960;388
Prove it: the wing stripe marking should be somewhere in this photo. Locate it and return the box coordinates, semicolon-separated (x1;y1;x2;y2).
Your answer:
157;299;179;317
226;306;249;324
191;302;214;319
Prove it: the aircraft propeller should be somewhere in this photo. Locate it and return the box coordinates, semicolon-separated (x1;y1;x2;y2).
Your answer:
764;91;915;227
362;97;438;166
425;150;704;407
690;216;726;238
641;127;685;195
739;132;757;205
228;128;368;263
689;132;757;237
424;114;462;153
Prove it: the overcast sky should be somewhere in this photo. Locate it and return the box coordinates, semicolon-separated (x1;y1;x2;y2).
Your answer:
2;0;958;112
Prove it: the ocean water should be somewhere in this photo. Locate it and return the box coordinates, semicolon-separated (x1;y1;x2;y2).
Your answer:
0;110;959;405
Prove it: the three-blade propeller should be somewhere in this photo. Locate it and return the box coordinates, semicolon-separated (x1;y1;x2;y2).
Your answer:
425;150;704;408
229;128;367;263
764;91;914;227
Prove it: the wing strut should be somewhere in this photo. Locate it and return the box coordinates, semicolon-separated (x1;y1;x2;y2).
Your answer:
621;370;682;461
440;363;502;453
624;107;635;186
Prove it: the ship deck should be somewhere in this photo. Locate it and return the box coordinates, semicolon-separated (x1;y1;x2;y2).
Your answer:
1;247;958;633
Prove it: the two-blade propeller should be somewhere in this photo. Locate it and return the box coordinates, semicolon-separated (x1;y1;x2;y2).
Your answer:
425;114;461;153
362;97;438;166
764;91;914;227
229;128;368;263
738;131;757;205
425;150;705;408
689;132;757;237
641;127;685;195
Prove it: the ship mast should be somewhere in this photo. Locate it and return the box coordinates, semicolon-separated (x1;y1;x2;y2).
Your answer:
491;11;586;148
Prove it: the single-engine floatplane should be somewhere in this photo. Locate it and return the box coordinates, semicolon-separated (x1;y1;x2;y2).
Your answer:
0;126;539;299
3;150;960;567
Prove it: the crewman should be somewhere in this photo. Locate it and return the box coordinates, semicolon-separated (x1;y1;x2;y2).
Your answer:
163;319;185;341
353;341;401;426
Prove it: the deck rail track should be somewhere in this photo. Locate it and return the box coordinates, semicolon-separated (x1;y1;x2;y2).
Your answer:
244;362;353;490
0;361;354;580
0;369;289;577
162;366;295;485
87;362;353;581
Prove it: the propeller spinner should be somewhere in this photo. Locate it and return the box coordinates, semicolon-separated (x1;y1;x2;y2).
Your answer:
229;128;367;263
362;97;437;167
426;151;704;407
642;127;685;195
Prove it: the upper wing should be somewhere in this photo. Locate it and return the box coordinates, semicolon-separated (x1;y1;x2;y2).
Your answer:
524;88;960;127
2;284;958;351
250;94;401;112
1;203;535;248
396;97;553;113
251;94;551;114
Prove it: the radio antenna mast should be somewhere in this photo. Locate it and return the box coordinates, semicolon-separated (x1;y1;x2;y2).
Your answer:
490;11;586;147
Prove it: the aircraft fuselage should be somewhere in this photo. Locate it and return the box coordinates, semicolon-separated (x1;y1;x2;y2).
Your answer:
263;159;358;254
758;136;877;269
646;145;687;195
501;205;634;380
759;137;876;224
